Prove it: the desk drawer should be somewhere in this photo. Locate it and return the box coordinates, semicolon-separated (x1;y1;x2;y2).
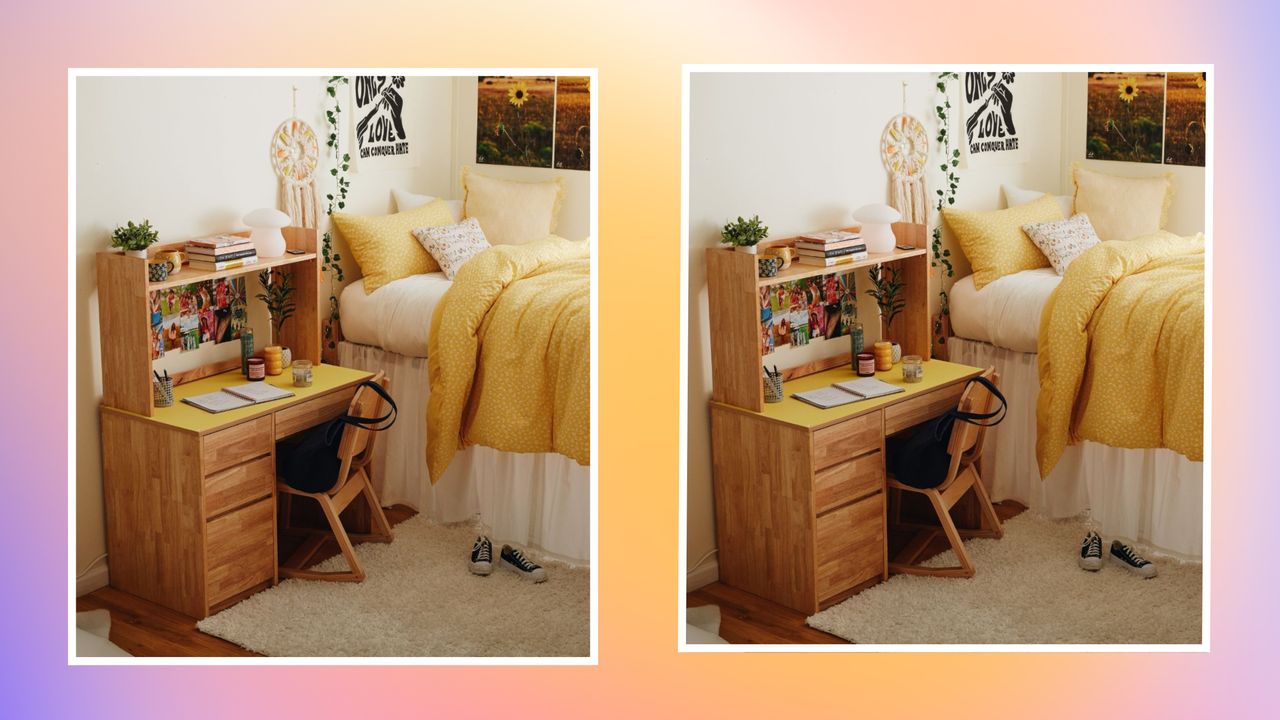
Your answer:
205;496;275;607
815;492;884;602
274;388;356;440
814;450;885;515
203;416;273;475
812;412;881;469
884;380;967;436
204;455;274;519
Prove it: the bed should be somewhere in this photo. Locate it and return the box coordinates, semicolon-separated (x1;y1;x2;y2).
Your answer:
948;259;1203;558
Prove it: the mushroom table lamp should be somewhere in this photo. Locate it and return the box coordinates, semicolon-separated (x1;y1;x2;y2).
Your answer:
243;208;291;258
853;203;902;254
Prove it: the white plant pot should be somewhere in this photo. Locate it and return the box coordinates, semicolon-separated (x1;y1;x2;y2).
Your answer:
125;249;148;259
737;244;758;255
891;342;902;364
281;347;292;368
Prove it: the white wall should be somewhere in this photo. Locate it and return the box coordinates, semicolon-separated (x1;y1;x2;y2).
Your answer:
686;71;1066;571
449;78;592;241
74;75;453;574
1060;72;1207;235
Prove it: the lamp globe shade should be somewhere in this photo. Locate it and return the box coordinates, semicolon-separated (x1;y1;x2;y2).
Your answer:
243;208;291;258
853;203;901;254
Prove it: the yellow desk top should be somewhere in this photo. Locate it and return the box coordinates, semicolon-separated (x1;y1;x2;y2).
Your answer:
715;359;981;430
107;363;374;434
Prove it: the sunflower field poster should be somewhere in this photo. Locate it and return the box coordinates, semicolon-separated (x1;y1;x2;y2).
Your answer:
961;72;1026;167
1085;72;1166;164
476;76;556;168
1164;72;1206;167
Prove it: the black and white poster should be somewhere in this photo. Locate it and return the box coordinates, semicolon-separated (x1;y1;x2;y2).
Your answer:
351;76;418;171
961;72;1027;166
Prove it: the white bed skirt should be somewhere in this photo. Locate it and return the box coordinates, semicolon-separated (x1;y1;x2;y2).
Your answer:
339;341;591;564
947;337;1203;559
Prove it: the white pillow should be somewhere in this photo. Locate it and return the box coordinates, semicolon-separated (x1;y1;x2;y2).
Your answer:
391;188;463;224
462;167;563;245
1022;213;1102;275
413;218;491;280
1003;184;1073;218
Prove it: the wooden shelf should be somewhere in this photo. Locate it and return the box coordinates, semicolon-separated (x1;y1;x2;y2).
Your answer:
145;252;317;291
752;246;927;287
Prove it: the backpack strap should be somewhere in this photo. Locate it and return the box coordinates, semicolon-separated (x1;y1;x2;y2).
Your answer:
338;379;398;431
952;375;1007;427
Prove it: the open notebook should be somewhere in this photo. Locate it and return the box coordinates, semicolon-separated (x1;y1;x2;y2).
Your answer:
792;377;904;409
182;382;295;413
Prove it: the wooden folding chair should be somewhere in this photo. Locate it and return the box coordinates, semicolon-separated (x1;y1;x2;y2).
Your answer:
888;368;1004;578
277;371;395;582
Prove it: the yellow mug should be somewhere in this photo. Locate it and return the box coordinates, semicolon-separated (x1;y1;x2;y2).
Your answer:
158;250;186;275
762;246;794;269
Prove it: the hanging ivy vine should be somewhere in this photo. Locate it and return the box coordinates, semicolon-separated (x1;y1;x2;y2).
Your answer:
931;72;960;348
322;76;350;351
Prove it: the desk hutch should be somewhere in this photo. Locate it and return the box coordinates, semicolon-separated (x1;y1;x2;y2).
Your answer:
96;228;372;618
705;223;982;614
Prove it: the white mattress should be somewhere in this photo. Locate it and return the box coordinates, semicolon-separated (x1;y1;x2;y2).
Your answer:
948;268;1061;353
339;273;453;357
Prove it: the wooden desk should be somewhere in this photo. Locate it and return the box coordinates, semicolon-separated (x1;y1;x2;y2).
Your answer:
100;363;373;619
709;359;981;614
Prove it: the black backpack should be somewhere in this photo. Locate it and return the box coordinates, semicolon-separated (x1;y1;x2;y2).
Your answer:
278;379;397;493
887;375;1007;489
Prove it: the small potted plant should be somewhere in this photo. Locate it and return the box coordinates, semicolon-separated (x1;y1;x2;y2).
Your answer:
866;264;906;361
256;268;297;366
111;219;159;258
721;215;768;255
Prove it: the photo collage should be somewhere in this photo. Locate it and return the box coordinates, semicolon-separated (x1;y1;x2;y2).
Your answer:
147;277;248;359
758;271;858;356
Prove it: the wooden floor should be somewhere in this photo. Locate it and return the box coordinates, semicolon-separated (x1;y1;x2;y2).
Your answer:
76;505;416;658
688;500;1026;644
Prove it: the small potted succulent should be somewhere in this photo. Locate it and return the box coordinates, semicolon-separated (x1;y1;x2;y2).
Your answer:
721;215;768;255
111;219;159;258
866;263;906;361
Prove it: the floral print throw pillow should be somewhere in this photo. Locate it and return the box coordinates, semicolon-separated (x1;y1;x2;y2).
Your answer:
413;218;492;280
1022;213;1102;275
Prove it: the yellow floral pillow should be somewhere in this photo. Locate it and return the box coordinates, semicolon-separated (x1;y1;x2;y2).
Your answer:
1072;164;1174;241
942;194;1063;290
332;199;455;294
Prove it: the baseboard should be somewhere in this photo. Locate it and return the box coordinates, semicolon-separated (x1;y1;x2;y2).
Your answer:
76;563;109;597
687;558;719;592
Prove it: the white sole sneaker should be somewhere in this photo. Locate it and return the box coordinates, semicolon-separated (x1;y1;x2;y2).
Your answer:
1078;556;1102;571
469;561;492;576
1110;553;1157;578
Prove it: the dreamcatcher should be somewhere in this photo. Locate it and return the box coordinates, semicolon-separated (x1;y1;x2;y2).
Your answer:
270;104;320;228
879;112;930;224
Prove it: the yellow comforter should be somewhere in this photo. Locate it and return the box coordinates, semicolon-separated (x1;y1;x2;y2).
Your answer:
1036;232;1204;478
426;236;590;482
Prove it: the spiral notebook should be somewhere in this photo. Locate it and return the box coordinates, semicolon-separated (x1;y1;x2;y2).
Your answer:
182;383;295;413
792;377;903;409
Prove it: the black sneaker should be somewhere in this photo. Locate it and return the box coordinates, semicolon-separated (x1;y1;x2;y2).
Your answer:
469;536;493;576
1078;531;1103;571
501;544;547;583
1110;540;1157;578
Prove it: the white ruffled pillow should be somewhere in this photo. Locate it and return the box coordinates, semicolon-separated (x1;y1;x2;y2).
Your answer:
1003;184;1073;218
391;188;463;224
1022;213;1102;275
413;218;491;280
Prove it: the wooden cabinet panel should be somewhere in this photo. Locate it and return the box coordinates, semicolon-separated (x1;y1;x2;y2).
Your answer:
273;387;355;440
205;497;275;608
204;455;274;519
814;450;885;515
884;381;966;436
203;416;273;475
812;411;881;469
814;492;885;603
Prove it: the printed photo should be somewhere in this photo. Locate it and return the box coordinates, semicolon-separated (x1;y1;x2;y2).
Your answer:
1086;72;1166;164
476;76;555;168
554;76;591;170
1164;72;1207;167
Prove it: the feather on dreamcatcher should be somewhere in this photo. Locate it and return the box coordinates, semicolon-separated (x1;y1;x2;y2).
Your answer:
880;113;930;224
270;116;320;228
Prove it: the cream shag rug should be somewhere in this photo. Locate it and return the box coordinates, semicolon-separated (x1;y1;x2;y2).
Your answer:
197;517;590;657
808;513;1201;644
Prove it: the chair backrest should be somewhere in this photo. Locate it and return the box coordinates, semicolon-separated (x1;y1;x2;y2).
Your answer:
330;371;389;494
945;367;1000;466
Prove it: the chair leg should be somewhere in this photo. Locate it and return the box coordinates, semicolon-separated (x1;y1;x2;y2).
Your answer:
347;470;394;544
969;467;1004;539
931;492;974;577
888;489;976;578
280;493;366;582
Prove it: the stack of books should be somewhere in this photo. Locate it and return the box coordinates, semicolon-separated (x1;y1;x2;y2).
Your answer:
794;230;867;267
187;235;258;271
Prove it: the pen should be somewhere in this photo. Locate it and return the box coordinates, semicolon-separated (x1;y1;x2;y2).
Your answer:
154;370;163;383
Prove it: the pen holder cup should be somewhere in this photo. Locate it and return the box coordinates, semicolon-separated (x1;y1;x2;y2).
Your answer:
153;376;174;408
763;374;784;403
